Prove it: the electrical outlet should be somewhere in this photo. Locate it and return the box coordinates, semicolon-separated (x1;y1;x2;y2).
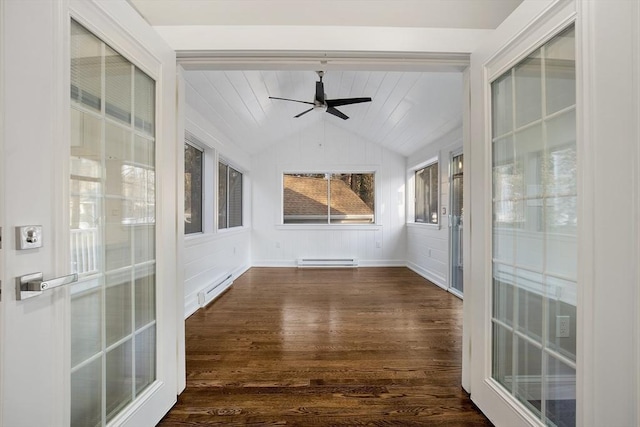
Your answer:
376;241;382;248
556;315;570;338
275;242;281;248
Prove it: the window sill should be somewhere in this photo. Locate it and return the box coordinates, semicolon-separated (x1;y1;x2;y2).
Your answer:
406;222;440;230
217;226;251;237
276;224;382;231
184;226;251;246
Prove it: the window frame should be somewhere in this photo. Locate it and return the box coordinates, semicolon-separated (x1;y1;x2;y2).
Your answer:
218;158;244;230
280;170;378;227
184;140;204;235
408;156;440;228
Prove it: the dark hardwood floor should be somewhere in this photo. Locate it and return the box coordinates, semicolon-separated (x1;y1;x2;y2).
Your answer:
159;267;492;426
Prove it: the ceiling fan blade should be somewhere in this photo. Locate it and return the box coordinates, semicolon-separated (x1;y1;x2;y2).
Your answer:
326;97;372;107
294;107;314;118
315;81;325;104
269;96;314;105
326;106;349;120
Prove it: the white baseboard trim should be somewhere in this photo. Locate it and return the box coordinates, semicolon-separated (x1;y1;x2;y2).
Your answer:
232;263;251;278
184;264;250;319
253;259;406;268
184;294;200;319
406;262;447;290
358;259;406;267
252;260;299;267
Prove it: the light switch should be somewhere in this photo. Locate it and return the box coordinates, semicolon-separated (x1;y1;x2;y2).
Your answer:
16;225;43;250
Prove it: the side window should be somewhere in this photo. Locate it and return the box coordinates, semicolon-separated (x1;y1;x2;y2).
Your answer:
218;161;243;229
415;162;438;224
184;142;203;234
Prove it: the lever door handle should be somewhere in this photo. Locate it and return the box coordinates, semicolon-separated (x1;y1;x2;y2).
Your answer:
16;272;78;300
30;273;78;291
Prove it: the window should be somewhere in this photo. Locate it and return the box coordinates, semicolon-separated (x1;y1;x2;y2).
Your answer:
415;162;438;224
283;173;375;224
218;161;243;229
184;143;203;234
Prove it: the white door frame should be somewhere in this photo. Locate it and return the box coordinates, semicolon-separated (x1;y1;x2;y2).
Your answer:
468;0;577;425
0;0;5;421
0;1;180;425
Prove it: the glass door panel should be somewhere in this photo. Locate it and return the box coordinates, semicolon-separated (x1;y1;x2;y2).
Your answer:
450;153;464;294
70;20;156;427
491;25;576;427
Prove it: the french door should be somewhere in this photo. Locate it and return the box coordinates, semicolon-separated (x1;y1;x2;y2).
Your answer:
449;152;464;296
490;25;577;427
70;19;161;425
467;1;579;426
0;1;178;426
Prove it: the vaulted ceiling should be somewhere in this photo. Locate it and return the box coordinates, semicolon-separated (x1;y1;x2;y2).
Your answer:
184;69;463;156
129;0;523;157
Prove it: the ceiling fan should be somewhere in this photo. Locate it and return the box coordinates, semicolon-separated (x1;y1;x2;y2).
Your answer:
269;71;372;120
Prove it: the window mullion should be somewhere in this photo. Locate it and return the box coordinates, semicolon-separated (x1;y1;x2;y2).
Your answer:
327;174;331;224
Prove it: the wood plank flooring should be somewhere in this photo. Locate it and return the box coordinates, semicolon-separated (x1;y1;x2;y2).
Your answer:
159;267;492;426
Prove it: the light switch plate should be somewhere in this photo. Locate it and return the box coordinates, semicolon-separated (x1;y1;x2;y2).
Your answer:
16;225;43;250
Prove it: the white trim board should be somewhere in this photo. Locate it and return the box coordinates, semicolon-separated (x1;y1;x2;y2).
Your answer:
252;260;406;268
184;264;250;319
406;262;447;290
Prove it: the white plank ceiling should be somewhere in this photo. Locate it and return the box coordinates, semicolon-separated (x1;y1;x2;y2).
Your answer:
185;69;463;156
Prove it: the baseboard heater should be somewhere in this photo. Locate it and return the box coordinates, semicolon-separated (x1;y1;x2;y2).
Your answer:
297;258;359;268
197;273;233;308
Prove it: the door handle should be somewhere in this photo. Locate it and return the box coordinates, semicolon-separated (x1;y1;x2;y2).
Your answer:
16;272;78;300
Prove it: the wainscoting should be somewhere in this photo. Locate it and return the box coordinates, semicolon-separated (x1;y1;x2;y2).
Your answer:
160;267;491;426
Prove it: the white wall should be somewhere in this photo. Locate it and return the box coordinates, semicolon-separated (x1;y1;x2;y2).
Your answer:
251;120;406;266
406;126;462;288
182;100;252;317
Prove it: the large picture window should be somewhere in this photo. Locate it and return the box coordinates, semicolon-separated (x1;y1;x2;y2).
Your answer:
415;163;438;224
219;161;243;229
184;143;203;234
283;173;375;224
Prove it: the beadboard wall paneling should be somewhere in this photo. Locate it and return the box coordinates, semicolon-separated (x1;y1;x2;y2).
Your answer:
406;126;463;289
251;119;407;266
183;102;252;318
184;230;251;317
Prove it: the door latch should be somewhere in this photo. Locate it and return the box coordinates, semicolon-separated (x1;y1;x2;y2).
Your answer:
16;272;78;300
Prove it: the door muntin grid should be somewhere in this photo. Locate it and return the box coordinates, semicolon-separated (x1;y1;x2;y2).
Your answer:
490;25;577;427
70;20;156;426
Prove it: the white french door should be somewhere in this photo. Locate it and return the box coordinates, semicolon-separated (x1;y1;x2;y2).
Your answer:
467;1;579;426
491;24;577;427
449;151;464;296
70;19;161;426
0;1;179;426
